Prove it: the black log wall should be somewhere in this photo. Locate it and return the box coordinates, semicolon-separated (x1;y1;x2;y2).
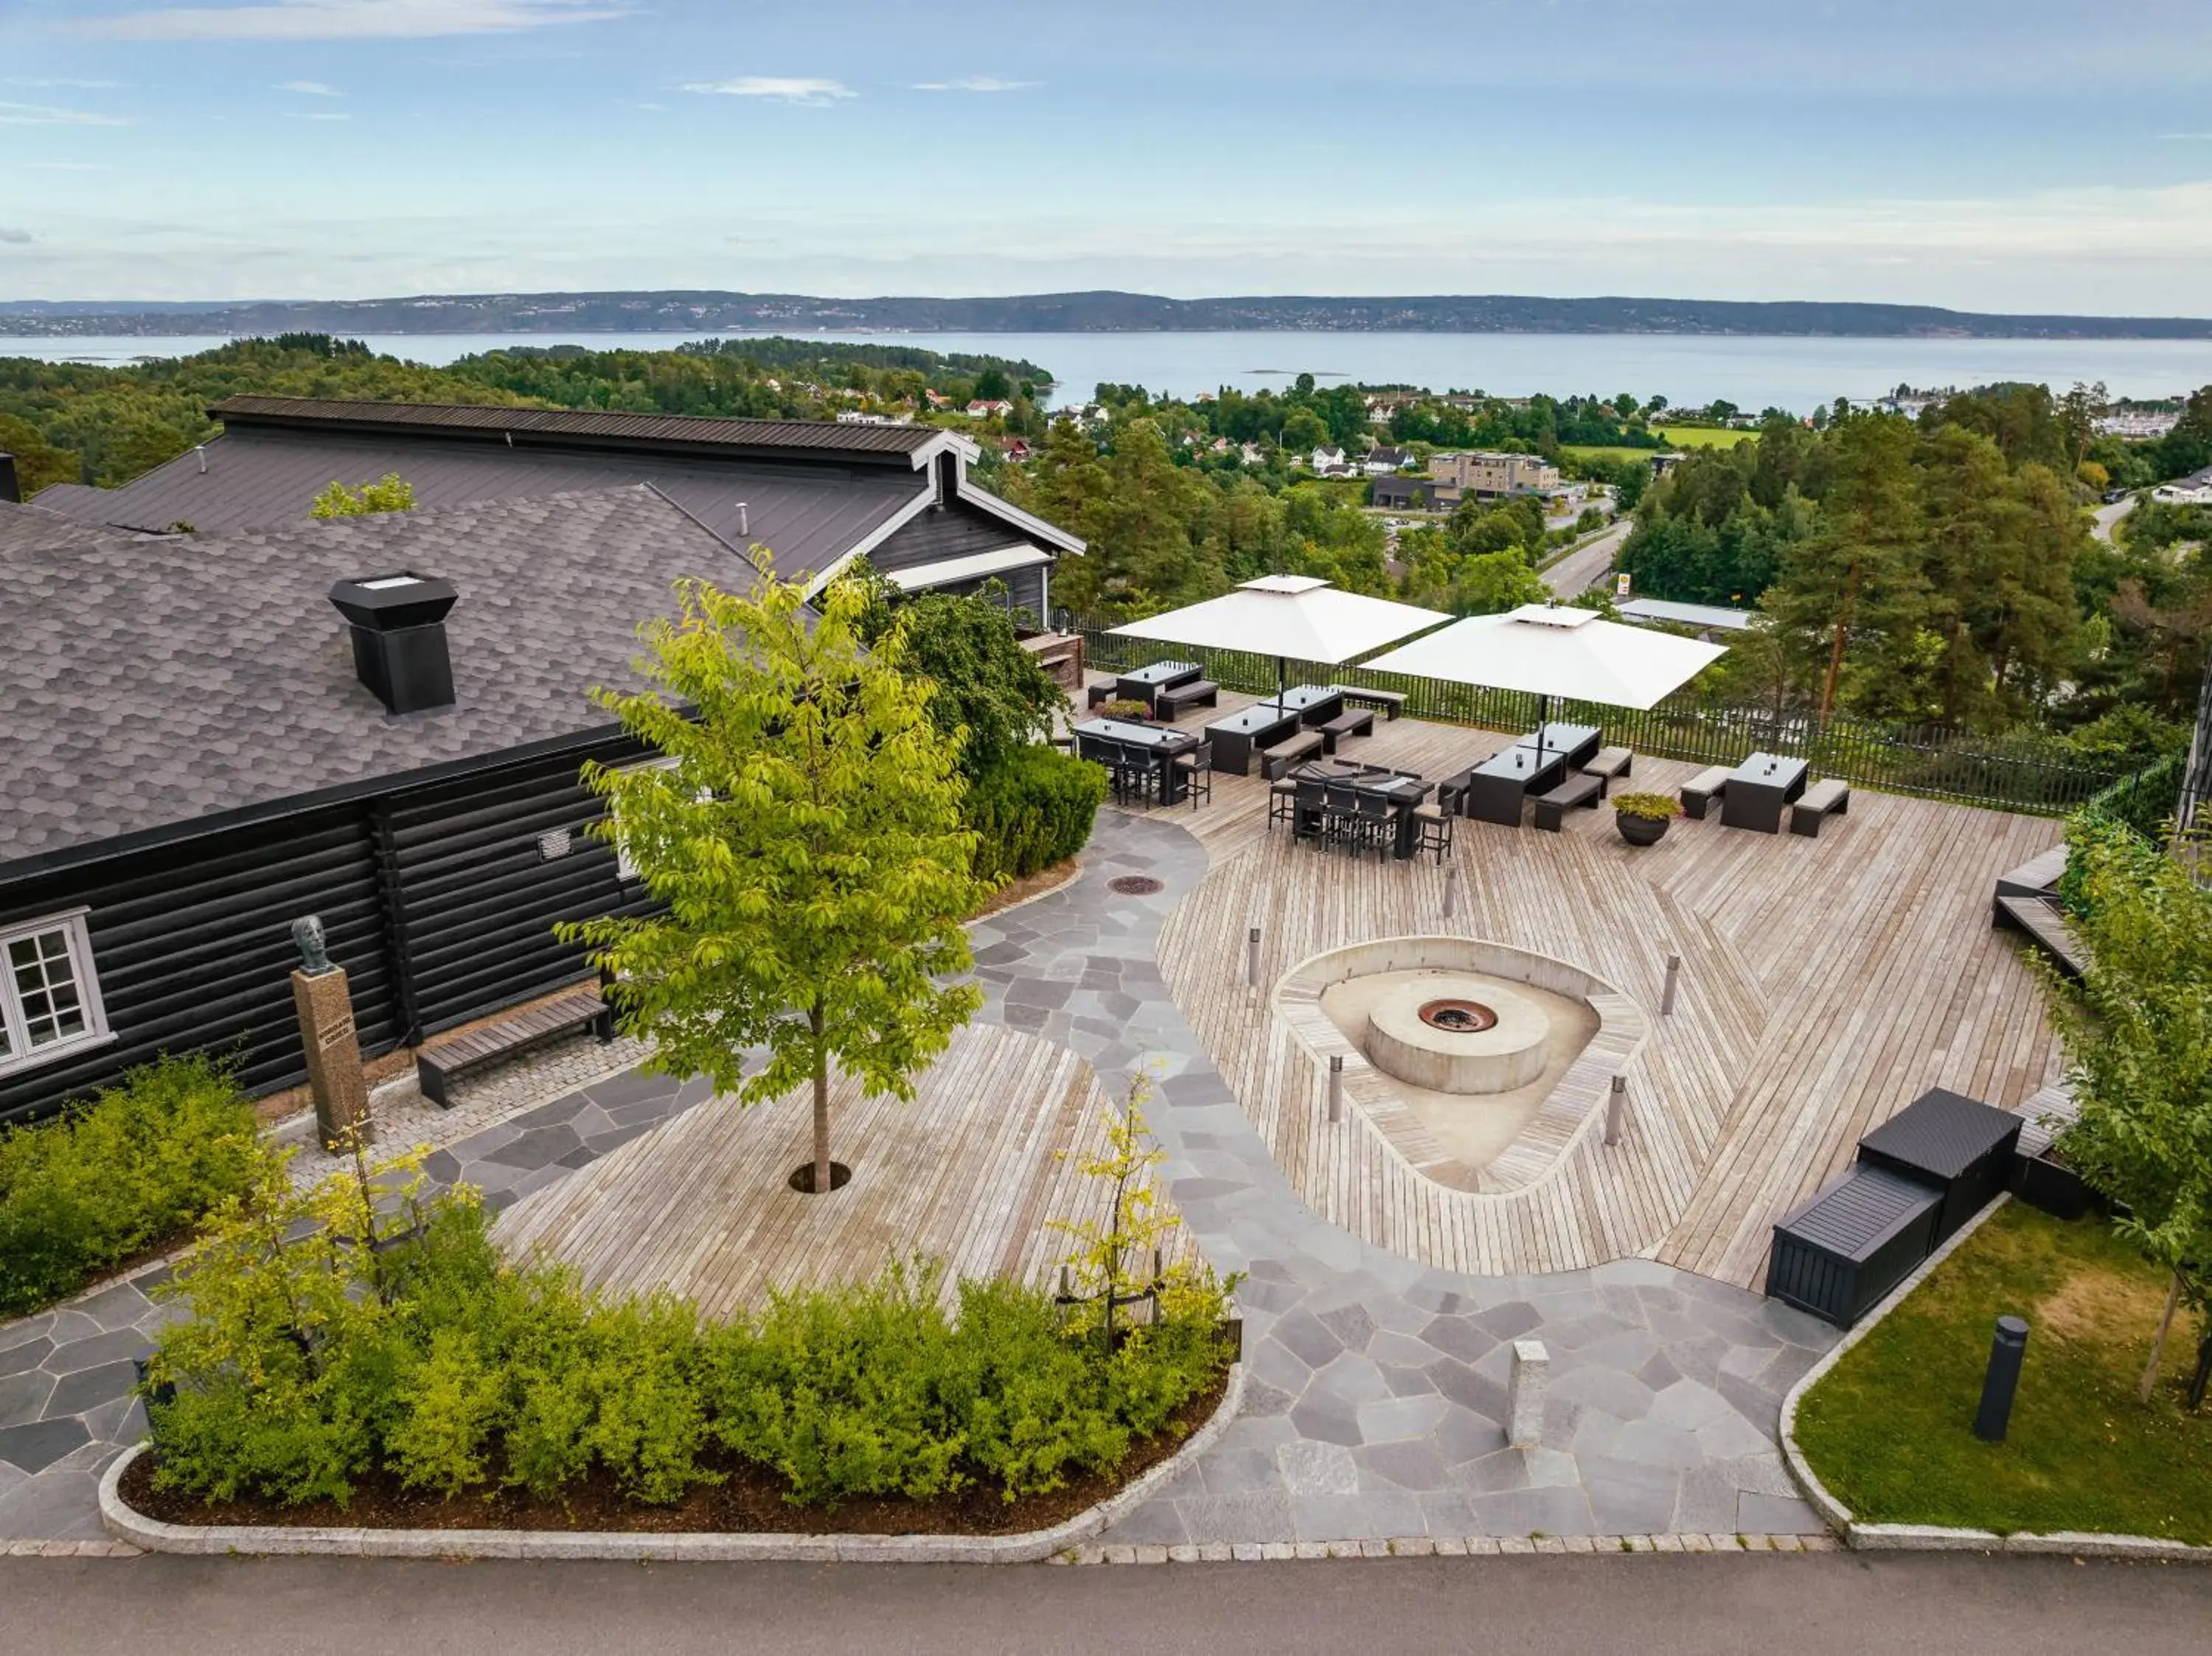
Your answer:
0;734;649;1127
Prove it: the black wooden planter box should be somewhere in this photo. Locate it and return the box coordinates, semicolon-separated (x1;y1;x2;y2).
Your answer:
1855;1087;2022;1245
1765;1165;1942;1329
2013;1151;2093;1220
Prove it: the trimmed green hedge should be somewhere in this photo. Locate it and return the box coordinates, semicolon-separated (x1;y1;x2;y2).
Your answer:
146;1177;1231;1510
0;1054;268;1318
965;744;1109;884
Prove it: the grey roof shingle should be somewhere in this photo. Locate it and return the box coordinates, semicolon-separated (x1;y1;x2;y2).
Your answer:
31;426;928;581
0;498;119;559
211;394;953;459
0;485;750;872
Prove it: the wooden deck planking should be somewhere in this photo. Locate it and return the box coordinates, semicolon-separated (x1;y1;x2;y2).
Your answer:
493;1023;1197;1318
1110;686;2065;1286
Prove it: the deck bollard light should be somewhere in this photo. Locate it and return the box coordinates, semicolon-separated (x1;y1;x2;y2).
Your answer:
1443;862;1461;919
1247;925;1262;988
1328;1054;1343;1123
1661;953;1682;1017
1972;1316;2030;1443
1604;1074;1627;1145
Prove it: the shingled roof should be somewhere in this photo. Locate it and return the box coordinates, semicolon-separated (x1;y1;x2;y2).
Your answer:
206;396;957;462
0;485;749;873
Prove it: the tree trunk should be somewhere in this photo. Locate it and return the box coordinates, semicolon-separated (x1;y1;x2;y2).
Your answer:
2142;1270;2185;1403
1820;557;1860;717
810;998;832;1194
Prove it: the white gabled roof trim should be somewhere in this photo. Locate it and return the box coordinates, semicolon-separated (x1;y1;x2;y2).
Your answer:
883;545;1051;593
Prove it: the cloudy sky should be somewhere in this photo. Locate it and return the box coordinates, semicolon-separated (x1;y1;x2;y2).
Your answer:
4;0;2211;313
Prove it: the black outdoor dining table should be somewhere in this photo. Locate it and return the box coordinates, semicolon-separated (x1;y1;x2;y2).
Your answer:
1204;702;1301;776
1462;743;1569;827
1258;684;1348;728
1289;762;1433;858
1515;722;1602;770
1073;717;1200;804
1722;751;1808;833
1113;660;1203;711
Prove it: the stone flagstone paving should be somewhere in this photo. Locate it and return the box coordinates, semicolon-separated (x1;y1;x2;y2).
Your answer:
964;810;1838;1544
0;808;1837;1545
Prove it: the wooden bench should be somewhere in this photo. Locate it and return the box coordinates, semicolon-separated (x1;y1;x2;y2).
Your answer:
1316;707;1375;754
1789;778;1851;837
1153;678;1219;720
1330;685;1408;720
1533;769;1607;831
1680;764;1732;820
1995;893;2088;979
1583;745;1632;782
416;985;613;1108
1261;729;1325;780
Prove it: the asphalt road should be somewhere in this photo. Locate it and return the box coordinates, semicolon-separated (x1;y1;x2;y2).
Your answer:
5;1554;2208;1656
2092;495;2138;543
1544;518;1632;599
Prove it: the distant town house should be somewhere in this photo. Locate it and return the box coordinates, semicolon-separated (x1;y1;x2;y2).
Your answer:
1429;450;1562;499
965;399;1015;418
1363;445;1415;476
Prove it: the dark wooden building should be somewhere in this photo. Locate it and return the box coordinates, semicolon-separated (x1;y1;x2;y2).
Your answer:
1;422;1081;1124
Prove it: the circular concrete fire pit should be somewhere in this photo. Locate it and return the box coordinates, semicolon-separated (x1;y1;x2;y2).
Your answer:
1366;974;1551;1095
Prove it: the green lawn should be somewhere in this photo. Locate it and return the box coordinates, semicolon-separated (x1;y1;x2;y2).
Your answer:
1793;1201;2211;1545
1561;445;1664;466
1655;425;1759;448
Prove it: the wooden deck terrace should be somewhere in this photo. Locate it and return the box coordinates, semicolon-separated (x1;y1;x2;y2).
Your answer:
1103;680;2066;1289
495;1022;1199;1320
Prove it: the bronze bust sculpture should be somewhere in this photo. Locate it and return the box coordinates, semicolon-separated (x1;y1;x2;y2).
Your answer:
291;914;334;976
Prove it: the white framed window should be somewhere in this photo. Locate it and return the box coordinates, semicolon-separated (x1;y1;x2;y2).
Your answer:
0;908;113;1079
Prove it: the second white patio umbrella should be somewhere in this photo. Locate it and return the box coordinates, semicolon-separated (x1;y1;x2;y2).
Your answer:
1109;574;1450;706
1362;602;1728;764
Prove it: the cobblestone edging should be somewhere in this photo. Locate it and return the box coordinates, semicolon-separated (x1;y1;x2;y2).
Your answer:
1053;1531;1841;1562
1777;1196;2212;1564
97;1363;1245;1565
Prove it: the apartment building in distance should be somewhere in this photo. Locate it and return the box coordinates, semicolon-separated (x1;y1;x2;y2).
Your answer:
1430;450;1562;500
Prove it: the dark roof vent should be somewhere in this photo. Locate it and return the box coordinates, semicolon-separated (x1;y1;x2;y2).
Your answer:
328;571;458;715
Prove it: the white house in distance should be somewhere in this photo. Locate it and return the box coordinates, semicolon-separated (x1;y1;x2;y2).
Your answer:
1363;445;1416;476
2152;466;2212;506
1310;445;1356;477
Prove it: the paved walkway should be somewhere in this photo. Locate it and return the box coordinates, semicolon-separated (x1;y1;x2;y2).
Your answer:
969;811;1837;1544
1;808;1835;1545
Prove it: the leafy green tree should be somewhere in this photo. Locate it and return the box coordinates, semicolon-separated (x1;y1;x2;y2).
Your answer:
1279;407;1330;453
844;571;1068;780
1444;549;1548;616
310;473;416;518
560;571;988;1195
2041;816;2212;1405
0;413;80;495
971;366;1013;403
1761;414;1927;715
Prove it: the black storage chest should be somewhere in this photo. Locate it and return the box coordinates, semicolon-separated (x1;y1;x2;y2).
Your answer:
1856;1087;2022;1244
1764;1166;1943;1328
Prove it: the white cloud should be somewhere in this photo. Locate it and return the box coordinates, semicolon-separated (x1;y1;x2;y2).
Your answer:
0;227;31;246
682;76;855;106
0;101;131;126
90;1;629;41
912;76;1037;93
285;111;352;120
277;80;343;96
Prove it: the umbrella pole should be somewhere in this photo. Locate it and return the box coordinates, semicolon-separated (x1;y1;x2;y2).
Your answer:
1277;655;1288;709
1534;693;1550;765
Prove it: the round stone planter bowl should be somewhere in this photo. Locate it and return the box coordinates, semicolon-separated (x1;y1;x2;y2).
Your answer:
1615;810;1670;846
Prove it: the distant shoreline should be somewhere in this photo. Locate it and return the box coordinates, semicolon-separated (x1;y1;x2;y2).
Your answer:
4;288;2208;342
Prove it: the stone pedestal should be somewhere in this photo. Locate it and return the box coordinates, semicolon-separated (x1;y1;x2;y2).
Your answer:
291;966;370;1152
1506;1338;1550;1447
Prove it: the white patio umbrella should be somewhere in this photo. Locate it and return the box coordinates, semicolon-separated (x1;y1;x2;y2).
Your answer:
1362;602;1728;764
1108;574;1450;706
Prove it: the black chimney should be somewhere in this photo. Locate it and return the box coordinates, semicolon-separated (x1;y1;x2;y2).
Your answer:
328;572;458;715
0;453;19;504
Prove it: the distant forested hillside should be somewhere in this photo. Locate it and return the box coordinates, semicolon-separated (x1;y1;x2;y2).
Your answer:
0;333;1048;490
4;290;2208;340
